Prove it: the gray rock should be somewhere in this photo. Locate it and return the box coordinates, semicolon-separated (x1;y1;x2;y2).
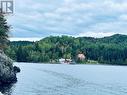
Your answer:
0;50;20;84
14;66;20;73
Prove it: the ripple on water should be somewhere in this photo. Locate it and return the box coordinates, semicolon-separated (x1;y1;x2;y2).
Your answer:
41;69;127;95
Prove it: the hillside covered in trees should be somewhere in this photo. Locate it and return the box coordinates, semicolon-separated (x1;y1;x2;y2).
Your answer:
5;34;127;65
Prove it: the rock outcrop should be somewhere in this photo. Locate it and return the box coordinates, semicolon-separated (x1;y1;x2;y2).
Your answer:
0;50;20;84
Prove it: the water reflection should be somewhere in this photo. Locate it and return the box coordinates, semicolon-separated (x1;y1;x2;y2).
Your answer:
0;83;16;95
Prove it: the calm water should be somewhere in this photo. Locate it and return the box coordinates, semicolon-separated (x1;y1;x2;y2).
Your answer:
1;63;127;95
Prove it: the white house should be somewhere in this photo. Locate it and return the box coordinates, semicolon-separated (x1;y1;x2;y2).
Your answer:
59;58;72;64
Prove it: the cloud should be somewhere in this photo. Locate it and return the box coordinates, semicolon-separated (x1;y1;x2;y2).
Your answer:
9;37;42;41
119;14;127;21
7;0;127;40
76;32;116;38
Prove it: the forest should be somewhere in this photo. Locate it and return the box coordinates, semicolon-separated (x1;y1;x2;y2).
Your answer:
5;34;127;65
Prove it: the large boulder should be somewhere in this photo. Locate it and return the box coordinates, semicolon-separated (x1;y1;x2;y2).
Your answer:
0;50;20;84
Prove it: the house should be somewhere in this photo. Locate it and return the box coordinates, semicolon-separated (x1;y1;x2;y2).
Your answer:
59;58;72;64
77;53;85;60
59;58;65;64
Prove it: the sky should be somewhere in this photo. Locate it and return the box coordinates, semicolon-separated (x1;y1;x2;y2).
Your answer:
7;0;127;41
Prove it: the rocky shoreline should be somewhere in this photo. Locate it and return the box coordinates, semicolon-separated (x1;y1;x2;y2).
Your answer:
0;50;20;84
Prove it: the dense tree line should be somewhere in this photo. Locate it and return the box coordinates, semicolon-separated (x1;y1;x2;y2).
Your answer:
5;34;127;65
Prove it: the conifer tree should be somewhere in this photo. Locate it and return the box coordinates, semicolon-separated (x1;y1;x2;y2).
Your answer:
0;14;10;49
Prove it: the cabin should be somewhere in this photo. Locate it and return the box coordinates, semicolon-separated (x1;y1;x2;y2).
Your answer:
59;58;72;64
59;58;65;64
77;53;85;60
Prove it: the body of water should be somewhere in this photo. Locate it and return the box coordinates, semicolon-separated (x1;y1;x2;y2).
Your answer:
1;63;127;95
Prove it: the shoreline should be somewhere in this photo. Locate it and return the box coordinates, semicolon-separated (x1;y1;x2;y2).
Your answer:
13;62;127;67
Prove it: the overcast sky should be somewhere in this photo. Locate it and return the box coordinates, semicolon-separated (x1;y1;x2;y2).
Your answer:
8;0;127;41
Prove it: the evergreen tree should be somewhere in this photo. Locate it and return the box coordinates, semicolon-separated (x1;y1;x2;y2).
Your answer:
0;14;10;49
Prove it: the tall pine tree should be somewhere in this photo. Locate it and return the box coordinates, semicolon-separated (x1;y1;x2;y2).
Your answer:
0;14;10;50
